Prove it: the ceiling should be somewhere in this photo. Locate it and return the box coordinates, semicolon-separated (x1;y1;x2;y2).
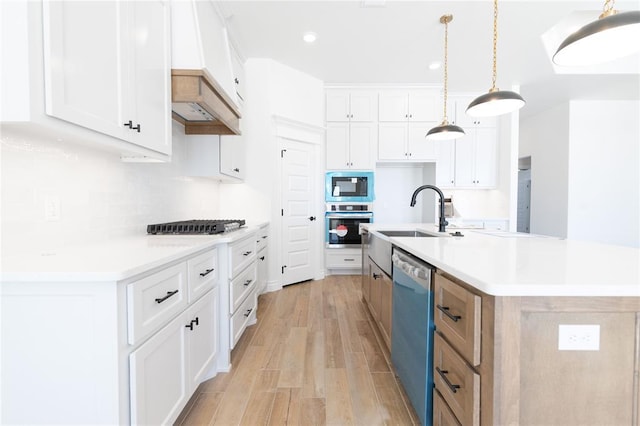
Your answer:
218;0;640;118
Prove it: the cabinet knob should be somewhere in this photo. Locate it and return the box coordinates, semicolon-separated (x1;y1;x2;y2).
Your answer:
372;273;381;279
123;120;133;128
308;216;316;221
235;77;239;84
132;123;141;133
233;168;240;173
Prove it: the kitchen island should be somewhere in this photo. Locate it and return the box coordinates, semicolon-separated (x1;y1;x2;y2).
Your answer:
362;223;640;426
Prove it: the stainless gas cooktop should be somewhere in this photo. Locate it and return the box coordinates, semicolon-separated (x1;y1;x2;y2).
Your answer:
146;219;245;235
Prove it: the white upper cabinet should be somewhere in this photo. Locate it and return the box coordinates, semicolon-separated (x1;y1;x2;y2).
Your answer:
434;139;456;188
454;127;497;188
378;89;439;161
378;89;440;122
326;90;377;122
450;95;497;128
43;1;171;156
326;122;376;170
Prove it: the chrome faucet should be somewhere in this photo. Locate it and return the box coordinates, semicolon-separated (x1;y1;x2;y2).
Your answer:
410;185;448;233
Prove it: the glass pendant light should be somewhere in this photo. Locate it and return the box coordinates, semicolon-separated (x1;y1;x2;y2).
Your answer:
466;0;525;117
426;15;466;141
553;1;640;66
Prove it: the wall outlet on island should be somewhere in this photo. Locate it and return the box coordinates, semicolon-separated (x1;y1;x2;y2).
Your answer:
558;324;600;351
45;195;61;222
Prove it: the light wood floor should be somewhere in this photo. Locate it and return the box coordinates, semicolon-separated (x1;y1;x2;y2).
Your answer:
175;275;420;426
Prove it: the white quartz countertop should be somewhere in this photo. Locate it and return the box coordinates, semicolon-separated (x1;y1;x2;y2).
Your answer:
1;225;265;283
363;223;640;297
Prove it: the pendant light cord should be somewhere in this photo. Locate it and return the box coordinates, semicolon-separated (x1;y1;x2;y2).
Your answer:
601;0;617;18
491;0;498;92
443;16;449;122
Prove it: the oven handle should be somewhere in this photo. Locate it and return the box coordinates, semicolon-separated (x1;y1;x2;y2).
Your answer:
326;213;373;219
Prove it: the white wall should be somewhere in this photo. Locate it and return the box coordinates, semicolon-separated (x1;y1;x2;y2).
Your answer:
566;100;639;247
373;163;435;224
219;58;325;287
1;125;221;256
520;99;640;248
520;103;571;238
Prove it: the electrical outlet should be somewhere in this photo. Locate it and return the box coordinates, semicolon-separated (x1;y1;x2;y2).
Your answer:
558;324;600;351
44;195;61;222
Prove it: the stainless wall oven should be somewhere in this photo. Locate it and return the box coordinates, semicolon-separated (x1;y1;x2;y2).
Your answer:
325;203;373;248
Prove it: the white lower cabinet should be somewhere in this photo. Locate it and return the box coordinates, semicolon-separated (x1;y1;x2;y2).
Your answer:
227;233;258;348
129;287;218;425
129;310;189;426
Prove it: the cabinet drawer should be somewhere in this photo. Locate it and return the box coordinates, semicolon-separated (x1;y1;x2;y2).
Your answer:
127;263;188;345
434;333;480;426
230;261;257;313
433;389;462;426
230;289;257;348
187;248;218;303
256;227;269;252
434;274;481;365
326;251;362;268
230;234;257;278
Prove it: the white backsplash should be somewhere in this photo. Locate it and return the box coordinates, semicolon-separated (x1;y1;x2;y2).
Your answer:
1;125;221;256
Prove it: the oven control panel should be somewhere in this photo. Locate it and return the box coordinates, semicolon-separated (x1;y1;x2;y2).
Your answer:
326;203;373;212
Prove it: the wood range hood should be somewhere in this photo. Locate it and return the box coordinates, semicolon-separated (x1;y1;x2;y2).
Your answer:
171;69;241;135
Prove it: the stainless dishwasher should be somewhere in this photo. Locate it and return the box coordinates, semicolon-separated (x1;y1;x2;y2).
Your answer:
391;247;434;426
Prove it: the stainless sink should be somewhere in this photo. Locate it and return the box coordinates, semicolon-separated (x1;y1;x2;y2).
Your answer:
377;230;437;238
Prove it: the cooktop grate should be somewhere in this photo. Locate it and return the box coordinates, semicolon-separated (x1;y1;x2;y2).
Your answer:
147;219;246;235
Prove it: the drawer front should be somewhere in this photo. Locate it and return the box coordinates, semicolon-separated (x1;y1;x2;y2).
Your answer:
187;248;218;303
127;262;188;345
256;227;269;252
433;389;462;426
230;261;257;313
434;274;481;365
434;332;480;426
230;289;257;348
326;252;362;268
230;234;257;278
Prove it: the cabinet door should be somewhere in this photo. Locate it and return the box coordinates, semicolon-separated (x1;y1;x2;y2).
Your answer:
326;91;351;122
472;128;497;188
379;272;393;347
43;1;127;140
186;288;218;392
407;122;437;160
369;264;382;319
349;122;376;169
409;90;440;122
220;135;245;179
257;249;268;291
349;91;377;122
326;123;350;169
454;135;475;187
362;259;372;304
378;123;408;160
435;140;456;188
126;0;171;155
379;91;408;122
129;313;188;426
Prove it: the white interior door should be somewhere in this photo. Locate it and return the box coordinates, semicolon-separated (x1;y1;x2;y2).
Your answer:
281;139;316;286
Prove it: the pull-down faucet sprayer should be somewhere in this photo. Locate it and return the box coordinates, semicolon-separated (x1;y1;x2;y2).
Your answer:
410;185;448;233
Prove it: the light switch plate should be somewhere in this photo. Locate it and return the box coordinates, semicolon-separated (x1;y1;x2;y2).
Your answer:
558;324;600;351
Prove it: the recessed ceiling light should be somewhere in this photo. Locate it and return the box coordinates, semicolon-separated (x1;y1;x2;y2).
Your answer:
429;61;441;70
303;32;317;43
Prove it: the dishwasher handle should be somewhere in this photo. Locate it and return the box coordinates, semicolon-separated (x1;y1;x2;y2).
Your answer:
392;252;432;282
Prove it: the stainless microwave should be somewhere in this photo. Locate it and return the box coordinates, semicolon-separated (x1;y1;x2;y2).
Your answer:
325;171;374;202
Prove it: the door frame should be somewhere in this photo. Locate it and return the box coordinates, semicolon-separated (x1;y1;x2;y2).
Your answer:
271;116;325;291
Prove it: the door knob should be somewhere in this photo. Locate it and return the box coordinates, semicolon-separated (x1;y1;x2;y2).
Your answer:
308;216;316;221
